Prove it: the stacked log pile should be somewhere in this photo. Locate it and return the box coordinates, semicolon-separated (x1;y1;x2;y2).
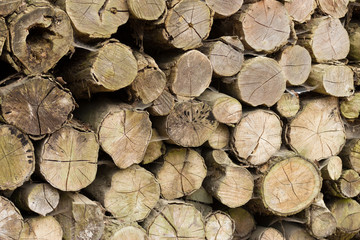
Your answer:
1;0;360;239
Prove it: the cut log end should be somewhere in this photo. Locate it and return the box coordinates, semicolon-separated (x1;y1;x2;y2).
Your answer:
206;123;230;150
205;211;235;240
318;0;349;18
284;0;316;23
0;196;23;240
20;216;63;240
276;93;300;118
205;0;243;17
128;0;166;20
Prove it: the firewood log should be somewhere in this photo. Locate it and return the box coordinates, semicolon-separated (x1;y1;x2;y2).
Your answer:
228;208;256;240
284;0;316;23
276;93;300;119
127;0;166;20
0;196;23;240
340;139;360;173
0;0;22;16
274;222;314;240
205;0;243;18
340;92;360;119
320;156;343;181
19;216;63;240
102;219;148;240
317;0;349;18
0;125;34;190
325;169;360;198
205;211;235;240
148;88;175;116
249;227;284;240
348;21;360;61
0;75;75;137
143;128;166;164
186;186;213;205
206;123;230;150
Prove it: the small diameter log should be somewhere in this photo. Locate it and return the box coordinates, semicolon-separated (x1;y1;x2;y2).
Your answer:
340;139;360;173
53;192;104;240
20;216;63;240
12;183;59;216
317;0;349;18
203;150;254;208
348;21;360;61
198;90;242;125
0;0;22;16
85;164;160;221
199;36;244;77
275;222;314;240
206;123;230;150
341;92;360;119
130;51;166;104
61;40;138;99
232;109;282;166
148;88;175;116
205;0;243;18
5;2;73;74
306;64;354;97
228;57;286;107
205;211;235;240
249;227;284;240
0;196;23;240
286;97;346;161
127;0;165;20
278;45;312;86
76;101;152;169
143;200;206;239
228;208;256;240
297;16;350;63
102;220;147;240
233;0;291;53
37;124;99;191
0;18;6;55
186;186;213;205
260;154;322;216
0;75;75;136
320;156;342;181
284;0;316;23
160;50;212;98
155;101;218;147
325;169;360;198
143;128;166;164
0;125;34;190
53;0;128;39
153;148;207;200
276;93;300;119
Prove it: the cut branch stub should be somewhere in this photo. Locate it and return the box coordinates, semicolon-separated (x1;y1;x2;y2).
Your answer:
317;0;349;18
234;0;291;53
284;0;316;23
205;0;243;18
205;211;235;240
261;155;322;216
0;75;75;136
0;196;23;240
37;125;99;192
128;0;166;20
156;101;218;147
0;125;34;190
232;109;282;166
286;97;346;161
230;57;286;107
6;3;73;74
19;216;63;240
0;0;22;16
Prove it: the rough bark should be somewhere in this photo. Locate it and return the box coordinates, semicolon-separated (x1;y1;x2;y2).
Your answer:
284;0;316;23
127;0;165;20
143;128;166;164
228;208;256;240
249;227;284;240
148;88;175;116
340;92;360;119
325;169;360;198
0;18;6;56
276;93;300;119
0;196;23;240
317;0;349;18
206;123;230;150
205;0;243;18
0;0;22;16
19;216;63;240
205;211;235;240
320;156;342;181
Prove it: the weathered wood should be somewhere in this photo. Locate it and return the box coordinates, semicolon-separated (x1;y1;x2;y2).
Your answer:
153;148;207;199
206;123;230;150
85;164;160;221
232;109;282;166
37;124;99;191
0;75;75;136
275;222;314;240
75;101;152;169
0;125;34;190
186;186;213;205
102;220;148;240
228;208;256;240
340;139;360;173
143;199;206;239
284;0;316;23
127;0;165;20
233;0;291;53
143;128;166;164
205;0;243;18
0;18;6;56
203;150;254;208
307;64;354;97
53;192;104;240
5;2;73;74
320;156;343;181
0;196;23;240
286;97;346;161
19;216;63;240
12;183;59;216
250;227;284;240
317;0;349;18
348;21;360;61
325;169;360;198
205;211;235;240
148;88;175;116
340;92;360;119
276;93;300;119
0;0;22;16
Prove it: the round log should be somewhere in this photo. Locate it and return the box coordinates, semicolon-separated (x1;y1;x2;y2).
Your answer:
249;227;284;240
148;88;175;116
326;169;360;198
317;0;349;18
102;220;147;240
37;124;99;191
0;0;22;16
205;0;243;18
228;208;256;240
320;156;342;181
0;196;23;240
85;164;160;222
19;216;63;240
6;2;73;74
128;0;166;20
206;123;230;150
340;92;360;119
0;125;34;190
143;128;166;164
286;97;346;161
276;93;300;119
205;211;235;240
232;109;282;166
275;222;314;240
284;0;316;23
348;21;360;61
340;139;360;173
0;75;75;136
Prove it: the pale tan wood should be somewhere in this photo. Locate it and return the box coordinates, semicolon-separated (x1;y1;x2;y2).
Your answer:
186;186;213;204
85;164;160;222
102;220;147;240
203;150;254;208
340;92;360;119
340;139;360;173
284;0;316;23
228;208;256;240
0;196;23;240
12;183;59;216
206;123;230;150
307;64;354;97
143;128;166;164
276;93;300;118
19;216;63;240
286;97;346;161
205;0;243;18
0;0;22;16
232;109;282;166
205;211;235;240
320;156;342;181
128;0;166;20
317;0;349;18
153;148;207;199
348;21;360;61
148;88;175;116
325;169;360;198
275;222;314;240
250;227;284;240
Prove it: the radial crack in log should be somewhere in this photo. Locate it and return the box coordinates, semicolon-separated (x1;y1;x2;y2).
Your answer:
317;0;349;19
0;196;23;240
205;211;235;240
284;0;316;23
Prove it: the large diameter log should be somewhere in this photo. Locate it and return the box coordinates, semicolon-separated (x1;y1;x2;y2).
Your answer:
0;125;34;190
0;75;75;136
76;101;152;169
20;216;63;240
232;109;282;166
153;148;207;200
0;0;22;16
85;164;160;221
340;92;360;119
12;183;59;216
148;88;175;116
37;124;98;192
61;40;138;99
205;211;235;240
286;97;346;161
128;0;165;20
317;0;349;18
348;22;360;61
228;208;255;239
205;0;243;18
250;227;284;240
298;17;350;63
306;64;354;97
284;0;316;23
206;123;230;150
102;220;147;240
276;93;300;119
143;128;166;164
143;200;206;239
233;0;291;53
155;101;218;147
228;57;286;107
325;169;360;198
0;18;6;56
5;2;73;74
0;196;23;240
53;192;104;240
203;150;254;208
